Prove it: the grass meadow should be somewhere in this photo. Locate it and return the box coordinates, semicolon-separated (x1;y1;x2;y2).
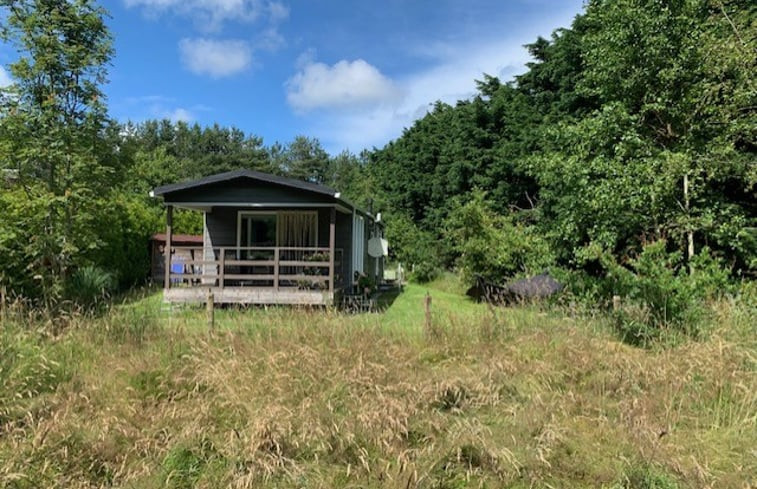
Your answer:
1;276;755;488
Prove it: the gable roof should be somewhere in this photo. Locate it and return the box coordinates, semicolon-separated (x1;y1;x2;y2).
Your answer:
150;169;375;219
151;169;339;198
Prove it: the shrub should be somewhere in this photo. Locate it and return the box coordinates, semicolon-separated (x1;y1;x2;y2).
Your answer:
617;242;701;330
576;241;733;345
91;196;161;290
66;266;115;308
445;190;553;286
412;259;441;283
385;213;441;283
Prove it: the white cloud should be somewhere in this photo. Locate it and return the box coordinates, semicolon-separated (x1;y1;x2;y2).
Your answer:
254;27;286;52
284;6;583;153
166;107;195;122
179;38;252;78
113;95;210;124
0;66;12;87
288;38;531;153
124;0;287;31
286;59;402;112
267;1;289;22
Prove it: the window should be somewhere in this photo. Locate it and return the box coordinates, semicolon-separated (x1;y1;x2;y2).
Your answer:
239;213;277;247
237;211;318;250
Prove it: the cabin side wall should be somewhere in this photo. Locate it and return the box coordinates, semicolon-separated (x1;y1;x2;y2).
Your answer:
363;223;385;286
335;211;352;290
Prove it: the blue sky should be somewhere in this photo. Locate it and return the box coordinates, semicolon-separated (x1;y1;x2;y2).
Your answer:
1;0;585;154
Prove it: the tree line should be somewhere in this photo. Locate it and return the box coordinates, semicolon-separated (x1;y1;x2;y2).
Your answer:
370;0;755;280
365;0;754;341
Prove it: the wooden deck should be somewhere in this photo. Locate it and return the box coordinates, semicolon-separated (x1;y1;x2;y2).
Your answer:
164;287;334;305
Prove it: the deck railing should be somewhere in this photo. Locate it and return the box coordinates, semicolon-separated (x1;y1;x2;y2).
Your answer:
166;246;343;291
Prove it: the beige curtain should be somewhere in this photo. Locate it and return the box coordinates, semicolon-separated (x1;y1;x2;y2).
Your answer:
278;212;317;248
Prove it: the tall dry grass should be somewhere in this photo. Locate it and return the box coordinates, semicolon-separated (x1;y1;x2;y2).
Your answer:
0;290;754;488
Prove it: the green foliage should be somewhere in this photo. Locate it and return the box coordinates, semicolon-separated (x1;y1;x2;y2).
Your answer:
445;190;553;285
0;0;114;305
173;209;203;235
272;135;331;184
578;241;732;345
0;187;50;298
613;463;680;489
356;272;376;292
384;213;440;282
363;0;754;339
0;0;753;342
85;197;160;288
161;438;221;489
65;265;114;307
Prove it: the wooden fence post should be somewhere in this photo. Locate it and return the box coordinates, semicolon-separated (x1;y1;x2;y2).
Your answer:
424;292;432;332
612;295;621;311
207;289;215;331
1;285;6;324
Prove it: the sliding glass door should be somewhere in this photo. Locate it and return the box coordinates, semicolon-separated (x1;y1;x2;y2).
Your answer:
238;211;317;255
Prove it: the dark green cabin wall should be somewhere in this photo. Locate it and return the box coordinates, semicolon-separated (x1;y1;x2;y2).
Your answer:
335;211;352;288
205;207;237;247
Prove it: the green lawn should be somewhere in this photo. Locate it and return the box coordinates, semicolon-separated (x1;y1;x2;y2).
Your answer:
115;274;491;336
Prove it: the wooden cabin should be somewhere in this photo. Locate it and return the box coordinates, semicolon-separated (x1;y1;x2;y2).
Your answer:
151;169;387;305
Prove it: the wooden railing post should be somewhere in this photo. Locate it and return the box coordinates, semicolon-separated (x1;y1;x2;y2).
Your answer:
219;247;225;288
164;205;173;290
274;247;280;290
329;207;336;296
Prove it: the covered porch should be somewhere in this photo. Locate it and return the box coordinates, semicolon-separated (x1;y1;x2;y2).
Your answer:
162;205;346;305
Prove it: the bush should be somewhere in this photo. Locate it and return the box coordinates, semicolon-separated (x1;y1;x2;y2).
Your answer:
411;259;441;283
385;213;441;283
90;196;162;290
576;241;733;345
66;266;115;308
445;190;553;286
0;189;163;304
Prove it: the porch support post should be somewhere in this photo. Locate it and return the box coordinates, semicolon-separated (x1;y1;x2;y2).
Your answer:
164;205;173;290
274;247;280;290
329;206;336;296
